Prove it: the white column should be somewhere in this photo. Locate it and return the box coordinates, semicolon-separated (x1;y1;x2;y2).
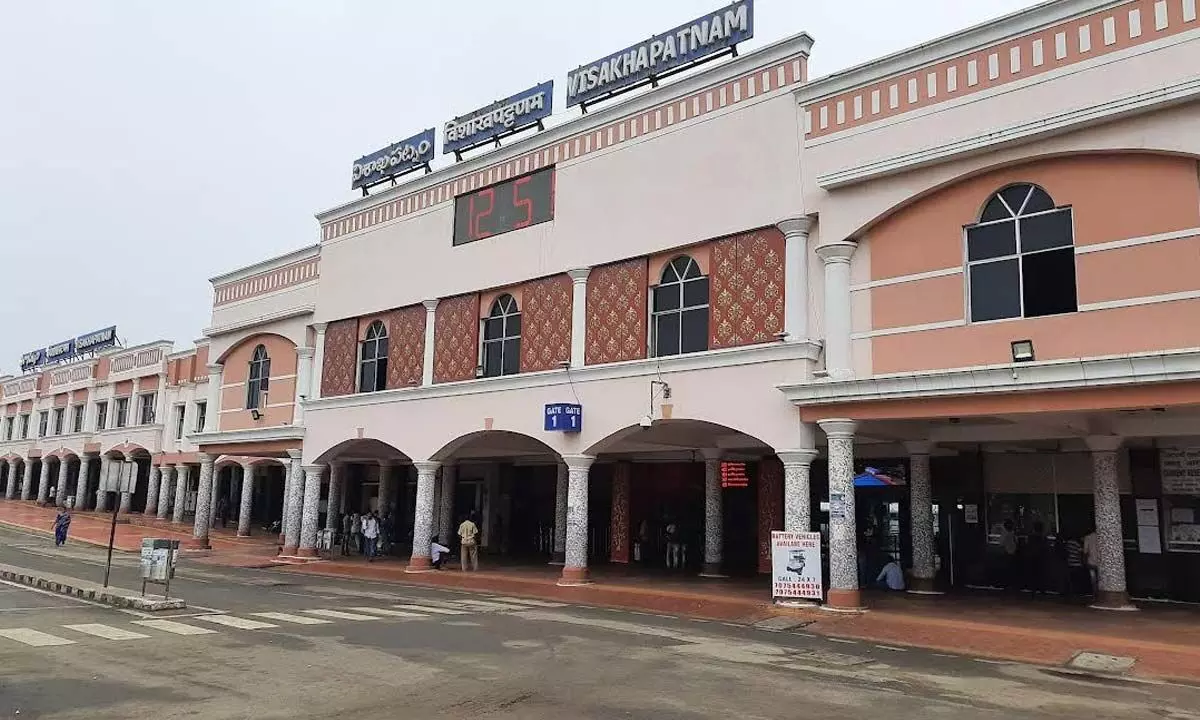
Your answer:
421;300;438;386
778;449;817;532
144;464;161;515
172;465;190;524
438;464;456;546
324;462;342;532
297;464;325;557
700;451;725;578
819;419;862;611
294;347;314;425
1086;436;1134;610
551;463;568;564
558;455;595;586
567;268;590;367
6;459;19;500
129;377;141;425
237;464;255;537
76;456;93;510
905;441;939;594
84;397;97;435
56;458;70;507
118;461;135;514
94;457;109;511
816;241;858;380
203;364;222;433
153;372;168;425
36;459;51;504
281;451;303;554
311;323;327;399
408;461;440;571
189;454;215;549
157;465;174;519
777;217;813;342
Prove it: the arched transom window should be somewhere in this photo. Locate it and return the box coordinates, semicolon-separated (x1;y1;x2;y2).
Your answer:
482;294;521;377
245;344;270;410
358;320;389;393
651;255;709;357
966;183;1077;323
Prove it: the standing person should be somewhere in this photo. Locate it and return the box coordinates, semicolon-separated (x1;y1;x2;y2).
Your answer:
664;517;682;570
458;512;480;572
53;506;72;546
999;520;1019;590
350;512;362;554
380;512;394;557
1082;528;1099;596
215;495;228;529
340;512;352;555
1064;532;1087;598
361;511;380;562
1025;521;1047;597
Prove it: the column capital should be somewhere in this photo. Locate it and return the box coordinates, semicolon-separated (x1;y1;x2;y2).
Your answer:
296;346;315;359
776;216;815;237
301;463;325;474
776;449;818;466
699;449;723;462
311;322;328;333
818;418;858;440
903;441;935;456
205;363;223;375
567;267;591;283
561;454;595;471
286;448;303;460
815;241;858;265
197;453;215;463
1085;435;1124;452
422;298;440;312
413;460;441;474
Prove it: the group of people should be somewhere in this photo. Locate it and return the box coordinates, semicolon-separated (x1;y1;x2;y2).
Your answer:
338;510;392;561
430;512;481;572
633;514;696;571
997;520;1101;598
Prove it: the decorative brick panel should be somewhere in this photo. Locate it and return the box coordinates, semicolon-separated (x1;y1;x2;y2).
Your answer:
385;305;425;389
433;294;480;384
585;258;648;365
520;274;573;373
710;228;785;349
757;456;783;574
320;319;358;397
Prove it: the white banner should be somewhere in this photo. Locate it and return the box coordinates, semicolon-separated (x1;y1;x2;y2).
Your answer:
771;531;823;600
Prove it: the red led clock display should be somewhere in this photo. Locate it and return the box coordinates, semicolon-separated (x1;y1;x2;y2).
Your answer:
452;167;555;246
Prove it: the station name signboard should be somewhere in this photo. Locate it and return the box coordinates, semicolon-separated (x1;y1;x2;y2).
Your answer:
20;325;118;373
566;0;753;108
351;128;435;190
444;81;554;156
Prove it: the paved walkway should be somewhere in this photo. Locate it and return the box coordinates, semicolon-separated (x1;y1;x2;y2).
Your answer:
1;500;1197;682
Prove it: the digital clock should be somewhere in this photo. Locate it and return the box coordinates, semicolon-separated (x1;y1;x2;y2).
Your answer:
453;167;555;246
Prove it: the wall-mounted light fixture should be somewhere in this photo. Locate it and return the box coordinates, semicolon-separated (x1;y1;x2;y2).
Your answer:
1010;339;1035;363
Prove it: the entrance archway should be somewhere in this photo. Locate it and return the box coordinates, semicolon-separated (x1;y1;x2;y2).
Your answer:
315;438;411;553
103;444;152;513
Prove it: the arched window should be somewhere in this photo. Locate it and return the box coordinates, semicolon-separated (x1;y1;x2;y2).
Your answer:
358;320;389;393
966;183;1076;322
482;294;521;377
651;255;709;357
245;344;270;410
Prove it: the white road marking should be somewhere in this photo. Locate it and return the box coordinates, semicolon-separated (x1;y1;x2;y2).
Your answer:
347;607;426;618
392;604;470;615
873;644;908;652
446;599;532;612
63;623;149;641
252;612;332;625
133;619;218;635
303;609;378;621
827;638;859;644
974;658;1013;665
486;596;567;608
0;628;76;646
197;615;278;630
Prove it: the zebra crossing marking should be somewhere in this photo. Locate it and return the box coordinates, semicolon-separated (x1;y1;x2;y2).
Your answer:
487;596;567;608
252;612;332;625
63;624;149;641
347;607;426;619
133;619;218;636
197;615;278;630
0;628;76;647
446;599;533;612
302;609;379;621
392;604;470;615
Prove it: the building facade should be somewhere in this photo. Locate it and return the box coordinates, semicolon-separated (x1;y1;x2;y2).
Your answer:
5;0;1198;610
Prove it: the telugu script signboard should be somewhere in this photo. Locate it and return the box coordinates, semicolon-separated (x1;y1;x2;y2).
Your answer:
1160;448;1200;495
351;128;435;190
770;531;823;601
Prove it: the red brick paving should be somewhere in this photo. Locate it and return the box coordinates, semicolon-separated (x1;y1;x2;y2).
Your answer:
2;500;1197;682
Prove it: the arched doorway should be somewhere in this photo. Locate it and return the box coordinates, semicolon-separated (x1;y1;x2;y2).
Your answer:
103;445;152;513
315;439;411;554
584;419;774;577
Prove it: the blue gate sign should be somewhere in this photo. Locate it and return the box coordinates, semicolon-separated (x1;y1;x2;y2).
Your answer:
544;403;583;433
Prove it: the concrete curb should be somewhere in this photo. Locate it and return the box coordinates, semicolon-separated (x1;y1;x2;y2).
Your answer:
0;564;186;612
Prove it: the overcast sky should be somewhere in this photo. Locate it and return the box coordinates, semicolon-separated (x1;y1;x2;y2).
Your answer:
0;0;1036;373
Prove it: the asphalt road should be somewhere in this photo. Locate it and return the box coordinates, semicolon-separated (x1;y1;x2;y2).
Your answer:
0;526;1198;720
